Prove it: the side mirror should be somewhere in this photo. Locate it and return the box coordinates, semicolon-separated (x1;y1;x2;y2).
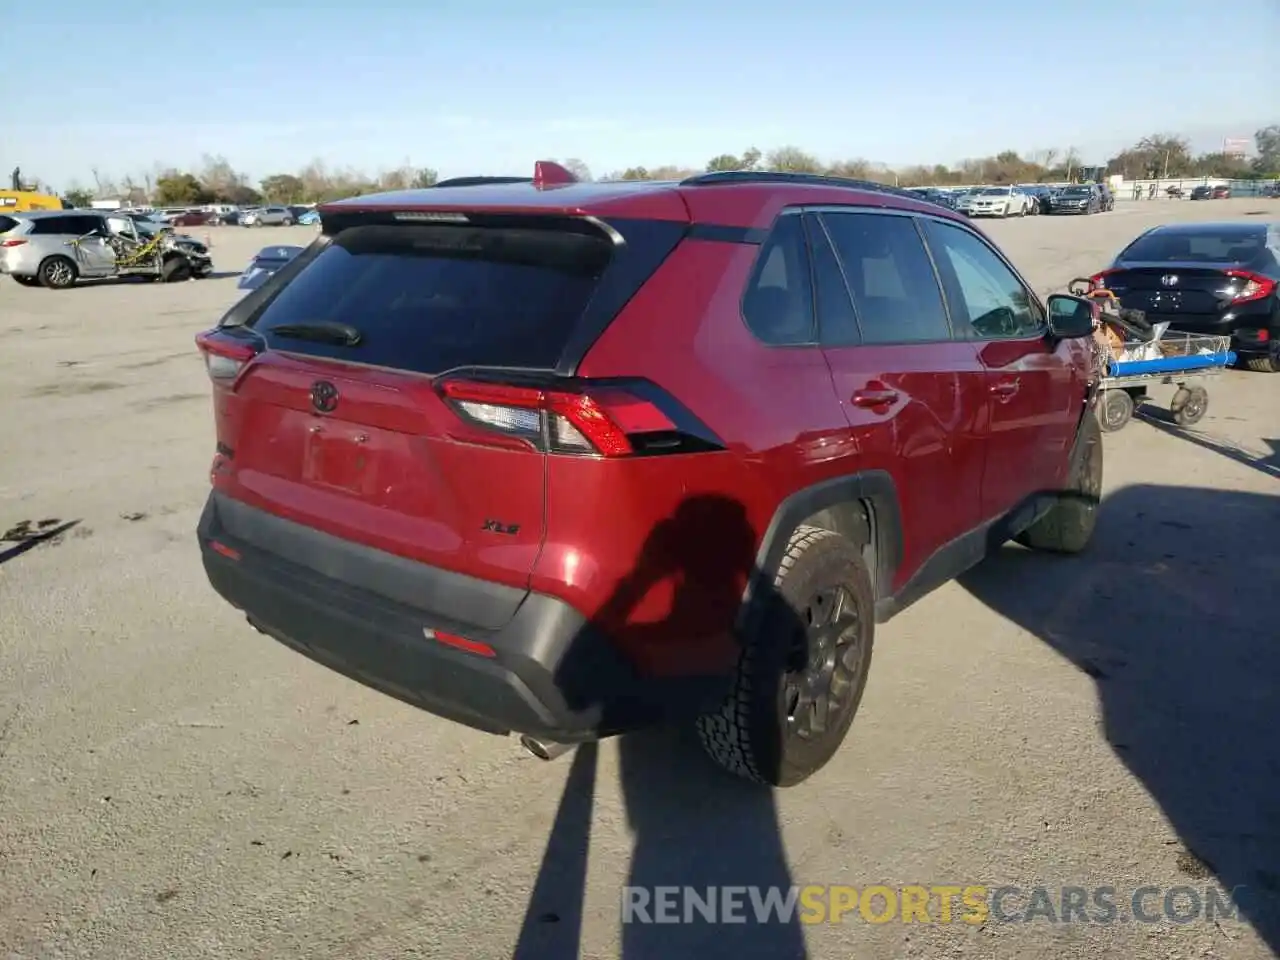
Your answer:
1046;294;1097;339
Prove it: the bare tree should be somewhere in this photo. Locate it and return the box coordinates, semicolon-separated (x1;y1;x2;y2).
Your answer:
765;146;823;173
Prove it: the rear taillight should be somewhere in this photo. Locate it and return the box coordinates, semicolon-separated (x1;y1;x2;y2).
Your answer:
1088;268;1121;289
195;330;259;381
437;378;717;458
0;238;27;248
1224;269;1277;305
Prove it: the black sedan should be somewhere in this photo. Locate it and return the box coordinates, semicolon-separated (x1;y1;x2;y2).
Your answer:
1091;221;1280;372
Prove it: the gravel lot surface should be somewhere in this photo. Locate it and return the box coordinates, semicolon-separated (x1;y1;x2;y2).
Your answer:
1;199;1277;960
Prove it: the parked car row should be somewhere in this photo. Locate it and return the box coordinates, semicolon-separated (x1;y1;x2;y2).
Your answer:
203;205;314;227
1190;184;1232;200
906;182;1115;217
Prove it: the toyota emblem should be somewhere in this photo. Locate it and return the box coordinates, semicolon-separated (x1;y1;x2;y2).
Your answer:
310;380;339;413
1160;274;1179;287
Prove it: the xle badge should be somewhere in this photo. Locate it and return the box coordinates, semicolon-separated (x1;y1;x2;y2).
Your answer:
482;519;520;536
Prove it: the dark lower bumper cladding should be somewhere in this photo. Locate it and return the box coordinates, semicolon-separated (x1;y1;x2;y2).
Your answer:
197;492;716;741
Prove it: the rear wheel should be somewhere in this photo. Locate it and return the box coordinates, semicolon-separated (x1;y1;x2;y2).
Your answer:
38;256;77;289
1243;343;1280;373
1017;413;1102;555
697;526;875;788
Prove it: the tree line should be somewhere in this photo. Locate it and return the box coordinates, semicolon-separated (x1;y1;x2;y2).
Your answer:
16;124;1280;210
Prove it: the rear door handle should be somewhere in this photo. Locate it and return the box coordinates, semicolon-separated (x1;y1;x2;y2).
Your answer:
851;388;899;408
990;379;1020;400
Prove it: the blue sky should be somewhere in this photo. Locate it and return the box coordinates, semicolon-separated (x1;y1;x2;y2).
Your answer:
6;0;1277;190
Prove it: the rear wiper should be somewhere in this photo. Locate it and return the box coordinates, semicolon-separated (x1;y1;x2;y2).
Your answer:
269;321;363;346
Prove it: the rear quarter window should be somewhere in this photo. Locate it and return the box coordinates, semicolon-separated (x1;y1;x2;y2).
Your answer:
247;222;613;373
0;216;17;234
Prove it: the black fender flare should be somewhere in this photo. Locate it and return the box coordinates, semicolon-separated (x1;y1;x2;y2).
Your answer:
743;471;904;620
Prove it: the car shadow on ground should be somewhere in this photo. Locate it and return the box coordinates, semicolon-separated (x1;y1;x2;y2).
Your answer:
512;495;811;960
1136;409;1279;480
959;483;1280;951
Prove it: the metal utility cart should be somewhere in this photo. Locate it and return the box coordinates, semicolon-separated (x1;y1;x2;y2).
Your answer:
1069;279;1237;433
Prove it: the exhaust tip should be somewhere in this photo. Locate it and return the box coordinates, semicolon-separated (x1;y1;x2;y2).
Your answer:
519;734;573;761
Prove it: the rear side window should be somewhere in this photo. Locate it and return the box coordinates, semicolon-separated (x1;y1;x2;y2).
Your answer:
248;223;613;373
0;216;17;234
31;215;100;236
819;212;951;344
1119;229;1266;263
741;213;815;345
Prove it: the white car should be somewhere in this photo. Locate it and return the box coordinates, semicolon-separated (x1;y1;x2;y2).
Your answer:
240;205;295;227
967;186;1034;218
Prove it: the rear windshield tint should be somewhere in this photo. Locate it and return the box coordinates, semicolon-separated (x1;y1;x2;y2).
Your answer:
1120;228;1267;263
248;223;612;373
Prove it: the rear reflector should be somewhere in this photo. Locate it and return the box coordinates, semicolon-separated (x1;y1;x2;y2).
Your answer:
0;238;27;247
424;628;496;658
437;379;676;457
209;540;241;561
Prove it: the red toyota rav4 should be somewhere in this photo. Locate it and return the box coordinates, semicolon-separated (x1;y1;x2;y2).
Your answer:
196;161;1103;787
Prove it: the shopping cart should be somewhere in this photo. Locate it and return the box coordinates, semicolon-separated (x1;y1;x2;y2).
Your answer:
1068;278;1237;433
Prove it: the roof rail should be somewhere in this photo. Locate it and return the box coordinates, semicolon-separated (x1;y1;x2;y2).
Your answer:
434;176;534;188
679;170;926;202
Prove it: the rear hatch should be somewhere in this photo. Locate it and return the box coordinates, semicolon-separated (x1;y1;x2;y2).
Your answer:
199;201;689;606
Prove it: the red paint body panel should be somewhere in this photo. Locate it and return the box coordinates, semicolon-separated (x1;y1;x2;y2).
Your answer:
211;352;546;595
821;341;988;587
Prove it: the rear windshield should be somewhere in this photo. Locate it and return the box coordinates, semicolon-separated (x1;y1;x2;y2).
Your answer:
1119;228;1267;263
246;223;612;373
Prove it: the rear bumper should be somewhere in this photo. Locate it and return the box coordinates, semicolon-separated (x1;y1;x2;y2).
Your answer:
197;492;720;741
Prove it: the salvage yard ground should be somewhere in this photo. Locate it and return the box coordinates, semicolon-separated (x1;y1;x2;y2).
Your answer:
1;200;1277;960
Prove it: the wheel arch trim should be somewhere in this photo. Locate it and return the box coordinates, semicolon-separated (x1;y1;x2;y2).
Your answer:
746;471;904;616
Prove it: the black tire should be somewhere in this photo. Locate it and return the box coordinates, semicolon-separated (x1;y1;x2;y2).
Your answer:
1097;389;1134;432
1243;345;1280;373
38;256;77;289
697;525;875;788
161;256;191;283
1172;385;1208;426
1017;413;1102;554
